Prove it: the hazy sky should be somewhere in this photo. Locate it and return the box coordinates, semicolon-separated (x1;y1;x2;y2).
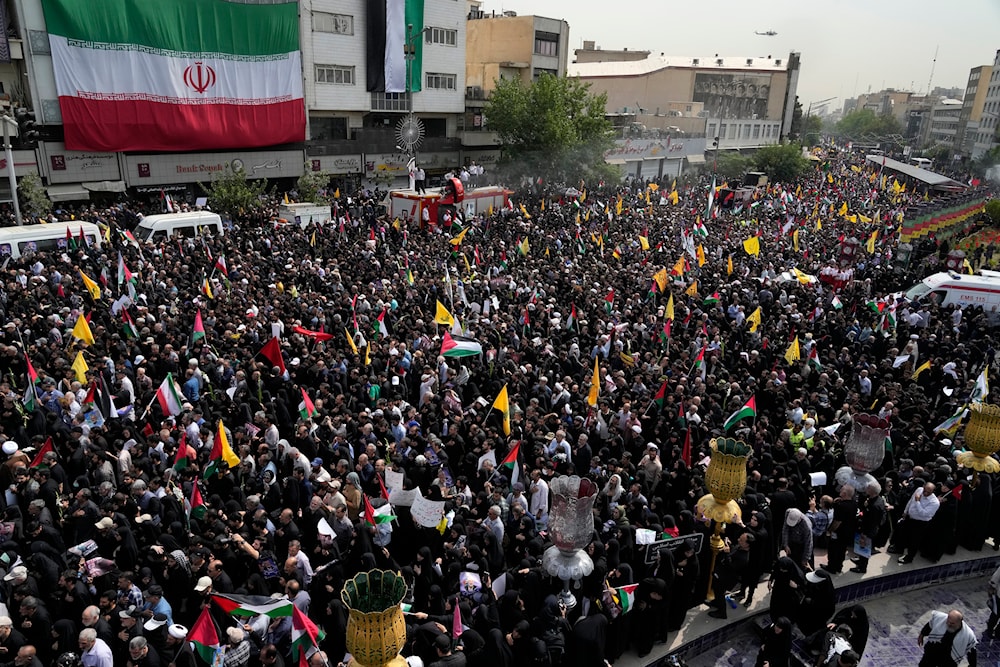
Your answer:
480;0;1000;114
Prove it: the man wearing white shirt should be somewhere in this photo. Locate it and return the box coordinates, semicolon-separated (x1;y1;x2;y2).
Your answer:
898;482;940;564
79;628;114;667
529;469;549;530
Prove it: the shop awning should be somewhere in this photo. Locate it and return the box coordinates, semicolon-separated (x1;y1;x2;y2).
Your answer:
83;180;127;193
686;154;706;164
46;184;90;202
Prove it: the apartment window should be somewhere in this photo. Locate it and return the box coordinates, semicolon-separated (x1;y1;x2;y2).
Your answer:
310;116;349;141
313;11;353;35
707;123;717;138
315;65;355;85
533;67;558;81
425;27;457;46
426;73;457;90
534;31;559;57
719;123;727;138
753;124;760;138
370;92;410;111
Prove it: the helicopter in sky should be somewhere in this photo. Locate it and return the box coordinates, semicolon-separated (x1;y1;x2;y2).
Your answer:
754;30;778;36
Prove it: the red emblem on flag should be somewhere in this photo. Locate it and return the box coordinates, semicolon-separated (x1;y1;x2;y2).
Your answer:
183;62;217;94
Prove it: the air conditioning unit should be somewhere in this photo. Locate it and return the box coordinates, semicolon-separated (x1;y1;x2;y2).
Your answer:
716;58;724;66
775;59;782;66
746;58;753;66
692;58;699;65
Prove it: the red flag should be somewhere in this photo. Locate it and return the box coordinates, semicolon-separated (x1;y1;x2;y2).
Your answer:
682;428;691;468
292;325;334;342
57;284;65;298
29;438;54;468
142;423;155;437
363;494;377;527
25;355;38;385
258;337;287;375
377;473;390;500
453;600;464;638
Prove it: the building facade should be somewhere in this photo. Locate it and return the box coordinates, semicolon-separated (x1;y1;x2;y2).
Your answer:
921;99;963;149
568;48;800;151
972;49;1000;159
956;64;993;156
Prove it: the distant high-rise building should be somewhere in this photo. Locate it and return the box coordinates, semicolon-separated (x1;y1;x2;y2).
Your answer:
956;64;993;156
972;49;1000;159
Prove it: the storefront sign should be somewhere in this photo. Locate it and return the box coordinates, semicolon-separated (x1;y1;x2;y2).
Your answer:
462;149;501;166
41;142;117;183
309;154;363;175
365;153;411;178
125;150;305;185
415;151;461;171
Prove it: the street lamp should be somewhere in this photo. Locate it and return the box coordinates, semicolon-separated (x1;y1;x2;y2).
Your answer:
0;114;24;225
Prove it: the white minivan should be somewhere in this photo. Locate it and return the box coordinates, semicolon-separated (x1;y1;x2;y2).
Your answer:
0;221;102;259
277;203;331;228
135;211;224;242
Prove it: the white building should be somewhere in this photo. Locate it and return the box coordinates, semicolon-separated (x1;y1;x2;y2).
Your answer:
972;48;1000;159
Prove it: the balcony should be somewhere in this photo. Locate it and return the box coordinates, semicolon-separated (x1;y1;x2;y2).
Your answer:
370;92;411;113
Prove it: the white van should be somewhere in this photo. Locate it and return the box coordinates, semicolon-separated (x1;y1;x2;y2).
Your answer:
135;212;223;242
904;271;1000;319
0;221;102;259
277;203;331;228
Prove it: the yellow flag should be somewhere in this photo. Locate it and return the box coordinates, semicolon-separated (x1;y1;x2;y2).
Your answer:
784;336;801;365
815;218;822;231
653;268;668;292
669;190;679;205
72;314;95;346
215;421;241;469
866;230;878;254
519;204;531;219
685;281;698;297
518;236;530;256
665;294;675;321
795;185;802;198
911;360;931;380
673;255;686;276
859;214;872;224
648;182;659;192
793;267;812;284
792;229;799;252
364;343;371;366
964;258;975;275
639;236;650;251
434;300;455;326
71;351;89;383
345;328;358;355
463;252;472;276
838;202;848;217
742;236;760;257
79;270;101;300
827;172;834;184
696;244;706;267
488;204;493;216
283;192;289;204
541;199;545;211
587;356;600;407
334;188;340;199
727;255;733;275
450;227;469;246
492;384;511;436
747;307;762;333
645;190;651;205
545;247;550;257
616;197;623;216
585;209;591;222
310;230;316;247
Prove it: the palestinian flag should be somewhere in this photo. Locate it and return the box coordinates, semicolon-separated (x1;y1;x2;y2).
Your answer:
831;295;843;310
291;605;325;663
189;607;220;664
374;309;389;339
25;355;38;386
117;252;135;286
604;289;615;313
299;388;316;420
156;373;185;417
566;304;577;331
440;332;482;358
723;395;757;431
188;482;206;520
212;593;293;618
615;584;639;614
192;310;206;343
653;381;668;409
40;0;305;152
808;346;822;369
29;438;54;468
204;421;241;479
173;434;190;471
362;494;394;526
500;441;521;488
704;292;720;306
120;308;138;339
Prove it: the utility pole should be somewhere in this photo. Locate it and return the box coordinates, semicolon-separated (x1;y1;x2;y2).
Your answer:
1;115;22;225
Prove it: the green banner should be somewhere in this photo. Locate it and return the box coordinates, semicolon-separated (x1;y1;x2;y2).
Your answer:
405;0;424;92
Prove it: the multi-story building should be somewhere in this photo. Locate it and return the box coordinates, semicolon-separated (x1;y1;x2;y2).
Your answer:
462;2;570;169
0;0;470;203
972;49;1000;159
921;99;963;149
568;48;800;151
956;65;993;156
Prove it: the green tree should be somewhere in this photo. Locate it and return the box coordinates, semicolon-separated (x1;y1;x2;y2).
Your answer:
971;146;1000;179
986;199;1000;225
200;167;269;219
835;109;903;140
802;115;823;147
296;163;332;205
714;152;755;179
753;143;809;182
788;97;803;140
18;173;51;218
485;73;616;184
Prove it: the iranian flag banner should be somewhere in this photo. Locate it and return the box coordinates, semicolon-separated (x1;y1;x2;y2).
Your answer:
40;0;305;152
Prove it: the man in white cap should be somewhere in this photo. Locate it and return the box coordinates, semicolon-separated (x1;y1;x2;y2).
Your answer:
780;507;814;571
165;624;195;667
0;442;28;489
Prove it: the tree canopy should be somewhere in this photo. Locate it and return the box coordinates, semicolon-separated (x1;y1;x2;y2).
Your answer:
201;167;269;219
753;143;810;182
485;74;616;184
835;109;903;140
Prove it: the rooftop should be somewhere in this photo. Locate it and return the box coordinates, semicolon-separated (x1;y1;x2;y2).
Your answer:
568;54;789;78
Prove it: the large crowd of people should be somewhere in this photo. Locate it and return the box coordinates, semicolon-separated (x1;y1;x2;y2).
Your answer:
0;148;994;667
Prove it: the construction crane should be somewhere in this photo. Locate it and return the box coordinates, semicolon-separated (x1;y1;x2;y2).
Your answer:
806;97;837;117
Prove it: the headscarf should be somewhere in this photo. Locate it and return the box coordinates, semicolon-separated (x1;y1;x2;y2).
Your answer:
169;549;192;577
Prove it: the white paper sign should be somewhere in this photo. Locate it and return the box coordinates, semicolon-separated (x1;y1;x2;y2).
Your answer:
635;528;658;545
809;471;828;487
385;469;404;492
478;450;497;471
316;517;335;537
389;488;419;507
893;354;911;368
410;494;446;528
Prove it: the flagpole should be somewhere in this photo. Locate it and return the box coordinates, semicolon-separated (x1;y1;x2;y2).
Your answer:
14;327;41;409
